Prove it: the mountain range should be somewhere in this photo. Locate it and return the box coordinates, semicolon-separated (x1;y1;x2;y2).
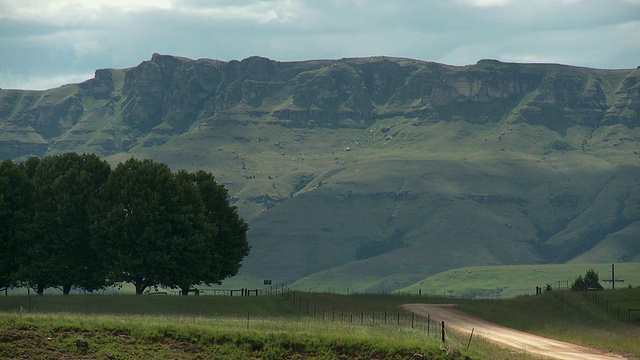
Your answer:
1;54;639;293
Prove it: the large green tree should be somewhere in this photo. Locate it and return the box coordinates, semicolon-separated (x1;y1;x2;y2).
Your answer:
0;160;33;289
17;153;111;295
160;170;250;295
191;170;250;285
160;169;210;295
92;159;250;295
92;158;181;295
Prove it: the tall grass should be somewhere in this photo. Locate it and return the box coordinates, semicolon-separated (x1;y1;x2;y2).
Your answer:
0;312;457;360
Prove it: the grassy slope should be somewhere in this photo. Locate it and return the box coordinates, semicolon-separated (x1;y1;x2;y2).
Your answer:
396;262;640;298
120;116;640;291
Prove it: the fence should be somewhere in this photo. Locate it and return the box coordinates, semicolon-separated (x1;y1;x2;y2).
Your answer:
288;291;447;342
583;290;640;324
551;280;571;291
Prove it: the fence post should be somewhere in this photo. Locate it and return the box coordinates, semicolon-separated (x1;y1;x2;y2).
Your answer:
467;327;474;349
411;312;414;328
441;321;446;343
427;314;430;335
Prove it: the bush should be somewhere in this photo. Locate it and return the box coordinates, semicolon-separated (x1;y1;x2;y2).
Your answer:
571;269;603;291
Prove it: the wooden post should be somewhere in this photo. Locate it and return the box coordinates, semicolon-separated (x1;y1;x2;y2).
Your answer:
441;321;446;342
467;327;475;349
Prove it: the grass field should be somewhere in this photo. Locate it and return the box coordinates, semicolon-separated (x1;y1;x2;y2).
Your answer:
1;288;639;359
0;294;463;360
397;262;640;298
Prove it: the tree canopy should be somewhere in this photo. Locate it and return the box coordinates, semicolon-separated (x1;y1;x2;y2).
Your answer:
571;269;603;291
0;154;250;295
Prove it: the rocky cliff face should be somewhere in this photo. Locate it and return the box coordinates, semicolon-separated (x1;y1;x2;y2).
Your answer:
1;55;637;159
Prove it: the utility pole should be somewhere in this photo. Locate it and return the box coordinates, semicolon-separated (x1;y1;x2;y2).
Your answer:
602;264;624;290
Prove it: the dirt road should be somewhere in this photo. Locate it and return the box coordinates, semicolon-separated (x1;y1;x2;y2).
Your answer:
402;304;627;360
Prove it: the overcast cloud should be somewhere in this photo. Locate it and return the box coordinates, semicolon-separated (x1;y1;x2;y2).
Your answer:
1;0;639;90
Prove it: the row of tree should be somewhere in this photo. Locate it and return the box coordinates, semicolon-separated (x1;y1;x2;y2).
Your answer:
0;153;250;295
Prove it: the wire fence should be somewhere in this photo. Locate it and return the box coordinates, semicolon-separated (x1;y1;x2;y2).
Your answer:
287;290;447;342
582;290;640;324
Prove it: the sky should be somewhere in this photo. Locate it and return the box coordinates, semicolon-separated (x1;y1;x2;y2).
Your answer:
1;0;639;90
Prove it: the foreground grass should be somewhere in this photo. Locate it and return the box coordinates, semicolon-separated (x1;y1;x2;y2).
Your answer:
2;290;638;359
0;312;463;360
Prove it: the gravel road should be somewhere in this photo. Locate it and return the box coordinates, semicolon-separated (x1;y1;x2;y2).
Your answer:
402;304;627;360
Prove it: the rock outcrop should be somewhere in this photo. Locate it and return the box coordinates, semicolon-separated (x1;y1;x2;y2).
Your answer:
0;56;637;159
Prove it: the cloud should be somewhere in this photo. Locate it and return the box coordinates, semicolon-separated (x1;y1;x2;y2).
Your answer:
0;71;94;90
0;0;639;89
456;0;510;7
0;0;173;26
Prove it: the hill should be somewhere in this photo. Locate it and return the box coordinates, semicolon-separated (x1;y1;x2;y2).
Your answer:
395;262;640;298
1;55;639;292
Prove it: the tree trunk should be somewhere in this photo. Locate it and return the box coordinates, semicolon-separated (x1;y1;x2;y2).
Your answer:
36;284;45;295
62;284;72;295
181;287;190;296
134;280;146;295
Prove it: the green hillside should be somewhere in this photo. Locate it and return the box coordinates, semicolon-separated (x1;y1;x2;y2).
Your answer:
394;262;640;298
1;55;639;293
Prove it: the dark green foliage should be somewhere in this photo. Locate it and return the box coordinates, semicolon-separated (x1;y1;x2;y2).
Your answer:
571;269;603;291
90;158;249;295
17;153;111;294
0;160;33;288
187;170;250;287
0;154;249;295
91;158;177;295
